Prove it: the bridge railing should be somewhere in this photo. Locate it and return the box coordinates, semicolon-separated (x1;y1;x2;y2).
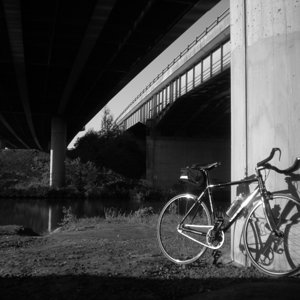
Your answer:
122;40;230;130
116;8;230;129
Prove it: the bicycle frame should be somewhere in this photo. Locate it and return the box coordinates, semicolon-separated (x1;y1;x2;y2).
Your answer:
206;175;258;227
158;148;300;275
178;167;279;249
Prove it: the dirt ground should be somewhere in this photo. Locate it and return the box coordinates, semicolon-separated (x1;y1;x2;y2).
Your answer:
0;221;300;299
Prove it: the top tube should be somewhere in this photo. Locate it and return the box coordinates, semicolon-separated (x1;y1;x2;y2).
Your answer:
209;176;257;189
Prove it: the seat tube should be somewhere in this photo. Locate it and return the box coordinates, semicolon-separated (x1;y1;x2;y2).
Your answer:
257;171;278;232
204;170;214;216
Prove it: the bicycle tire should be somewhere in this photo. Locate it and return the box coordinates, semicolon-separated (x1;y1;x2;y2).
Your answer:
157;193;211;265
243;194;300;276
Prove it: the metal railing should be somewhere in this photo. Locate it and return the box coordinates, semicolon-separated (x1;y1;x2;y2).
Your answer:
116;8;230;126
122;41;230;130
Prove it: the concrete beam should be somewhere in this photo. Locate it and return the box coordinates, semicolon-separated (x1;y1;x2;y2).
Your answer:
58;0;117;114
2;0;42;150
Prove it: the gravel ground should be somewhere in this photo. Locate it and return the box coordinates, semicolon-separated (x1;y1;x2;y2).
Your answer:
0;219;299;299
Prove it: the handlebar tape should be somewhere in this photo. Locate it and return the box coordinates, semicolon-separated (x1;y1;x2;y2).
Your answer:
257;148;281;167
262;157;300;174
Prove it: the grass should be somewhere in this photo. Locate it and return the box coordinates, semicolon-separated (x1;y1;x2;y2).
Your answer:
58;206;158;231
54;206;268;282
57;205;232;266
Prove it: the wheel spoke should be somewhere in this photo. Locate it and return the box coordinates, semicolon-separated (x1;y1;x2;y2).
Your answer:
244;195;300;276
157;194;211;264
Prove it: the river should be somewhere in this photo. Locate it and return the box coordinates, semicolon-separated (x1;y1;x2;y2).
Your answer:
0;198;163;234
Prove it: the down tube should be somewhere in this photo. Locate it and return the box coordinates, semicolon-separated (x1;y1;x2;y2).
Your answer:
228;187;260;224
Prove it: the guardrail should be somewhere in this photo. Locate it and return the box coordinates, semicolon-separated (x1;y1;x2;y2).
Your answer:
116;8;230;126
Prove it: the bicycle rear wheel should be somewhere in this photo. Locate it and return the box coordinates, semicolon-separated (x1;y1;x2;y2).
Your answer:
244;194;300;276
157;194;211;265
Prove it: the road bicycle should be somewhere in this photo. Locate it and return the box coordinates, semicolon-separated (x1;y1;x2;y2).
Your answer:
157;148;300;277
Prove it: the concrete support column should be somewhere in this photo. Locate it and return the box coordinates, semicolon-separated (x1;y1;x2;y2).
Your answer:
231;0;300;265
50;116;66;188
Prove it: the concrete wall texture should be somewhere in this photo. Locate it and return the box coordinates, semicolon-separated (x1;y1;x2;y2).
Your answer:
146;136;230;188
231;0;300;265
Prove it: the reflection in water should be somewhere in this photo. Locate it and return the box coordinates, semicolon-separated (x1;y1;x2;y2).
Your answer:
48;206;52;233
0;198;162;234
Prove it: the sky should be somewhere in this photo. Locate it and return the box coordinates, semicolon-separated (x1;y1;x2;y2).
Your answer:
68;0;229;149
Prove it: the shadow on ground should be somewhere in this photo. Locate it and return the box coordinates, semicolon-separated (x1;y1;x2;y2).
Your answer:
1;275;300;300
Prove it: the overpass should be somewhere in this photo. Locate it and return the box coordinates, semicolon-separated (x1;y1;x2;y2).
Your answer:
116;8;231;188
0;0;221;186
1;0;300;270
116;0;300;269
117;9;230;134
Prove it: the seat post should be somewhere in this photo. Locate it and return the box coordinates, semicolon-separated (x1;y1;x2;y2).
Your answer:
204;170;214;216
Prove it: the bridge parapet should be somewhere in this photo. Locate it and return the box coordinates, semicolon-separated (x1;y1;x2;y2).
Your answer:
116;8;230;130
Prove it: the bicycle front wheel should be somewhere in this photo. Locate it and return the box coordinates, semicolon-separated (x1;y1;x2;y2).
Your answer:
157;194;211;265
244;194;300;276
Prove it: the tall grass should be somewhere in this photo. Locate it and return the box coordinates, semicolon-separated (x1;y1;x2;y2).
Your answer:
58;206;157;231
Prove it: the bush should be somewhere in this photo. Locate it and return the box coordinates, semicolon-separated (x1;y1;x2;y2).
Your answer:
0;149;153;200
67;109;146;179
133;207;154;219
59;206;78;229
0;149;50;191
103;206;155;224
65;158;98;192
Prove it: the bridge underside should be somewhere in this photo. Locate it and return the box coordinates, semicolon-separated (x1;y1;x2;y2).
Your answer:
140;68;231;189
0;0;220;150
154;68;230;138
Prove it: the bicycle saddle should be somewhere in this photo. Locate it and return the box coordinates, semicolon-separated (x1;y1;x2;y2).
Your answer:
192;162;221;171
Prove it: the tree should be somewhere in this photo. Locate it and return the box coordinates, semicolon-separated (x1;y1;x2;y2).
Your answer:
100;107;120;138
71;130;100;163
67;107;145;179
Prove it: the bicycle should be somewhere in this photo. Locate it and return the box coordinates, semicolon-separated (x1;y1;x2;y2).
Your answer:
157;148;300;277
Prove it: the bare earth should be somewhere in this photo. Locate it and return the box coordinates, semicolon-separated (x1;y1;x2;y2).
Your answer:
0;221;299;299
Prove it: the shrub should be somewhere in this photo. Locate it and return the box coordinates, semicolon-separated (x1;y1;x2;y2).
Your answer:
103;206;156;224
59;206;78;229
65;158;98;192
133;207;154;219
67;108;145;179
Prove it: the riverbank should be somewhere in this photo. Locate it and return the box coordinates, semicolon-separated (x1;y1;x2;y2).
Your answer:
2;215;299;299
0;148;162;201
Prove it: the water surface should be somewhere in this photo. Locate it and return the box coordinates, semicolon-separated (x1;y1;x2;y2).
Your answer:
0;198;161;234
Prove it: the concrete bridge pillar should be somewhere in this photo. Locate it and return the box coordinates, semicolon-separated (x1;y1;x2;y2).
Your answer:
50;116;66;188
146;135;230;189
231;0;300;265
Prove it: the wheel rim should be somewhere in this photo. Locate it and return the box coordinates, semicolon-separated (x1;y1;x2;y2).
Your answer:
244;195;300;276
157;194;211;264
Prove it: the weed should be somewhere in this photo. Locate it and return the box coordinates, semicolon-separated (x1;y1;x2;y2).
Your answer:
59;206;78;228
